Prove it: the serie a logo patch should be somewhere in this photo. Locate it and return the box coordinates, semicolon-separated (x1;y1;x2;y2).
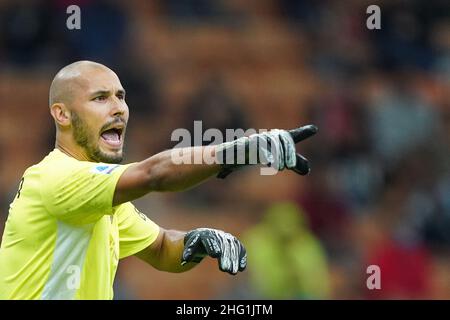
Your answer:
91;164;119;174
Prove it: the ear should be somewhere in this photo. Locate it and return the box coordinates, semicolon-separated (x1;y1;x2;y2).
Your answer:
50;103;71;127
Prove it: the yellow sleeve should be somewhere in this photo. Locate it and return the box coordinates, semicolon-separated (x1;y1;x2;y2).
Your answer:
41;159;132;225
117;202;160;259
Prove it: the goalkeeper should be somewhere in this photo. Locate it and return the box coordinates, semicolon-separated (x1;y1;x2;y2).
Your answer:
0;61;317;300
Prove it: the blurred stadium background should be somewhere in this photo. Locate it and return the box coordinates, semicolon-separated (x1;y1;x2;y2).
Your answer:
0;0;449;299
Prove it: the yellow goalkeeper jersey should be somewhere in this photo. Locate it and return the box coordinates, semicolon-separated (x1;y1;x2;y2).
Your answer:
0;149;160;300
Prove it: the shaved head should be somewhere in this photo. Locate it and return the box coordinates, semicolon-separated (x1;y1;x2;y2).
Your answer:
49;60;129;164
49;61;114;108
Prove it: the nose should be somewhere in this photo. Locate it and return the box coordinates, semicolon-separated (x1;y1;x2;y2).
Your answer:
110;97;127;117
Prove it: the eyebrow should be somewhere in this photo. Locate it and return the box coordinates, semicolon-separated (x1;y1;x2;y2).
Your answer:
91;89;126;96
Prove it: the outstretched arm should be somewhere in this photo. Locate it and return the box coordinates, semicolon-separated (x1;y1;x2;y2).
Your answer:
113;146;220;206
113;124;318;206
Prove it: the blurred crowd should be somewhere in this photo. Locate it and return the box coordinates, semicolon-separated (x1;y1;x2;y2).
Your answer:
0;0;449;299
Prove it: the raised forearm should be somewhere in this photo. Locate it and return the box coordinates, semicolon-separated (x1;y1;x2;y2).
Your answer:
114;146;220;205
144;146;220;192
114;124;318;206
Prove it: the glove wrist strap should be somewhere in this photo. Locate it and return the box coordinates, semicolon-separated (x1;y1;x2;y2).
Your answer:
215;137;251;179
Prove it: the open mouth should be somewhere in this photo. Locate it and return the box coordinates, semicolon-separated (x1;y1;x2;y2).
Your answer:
100;126;124;148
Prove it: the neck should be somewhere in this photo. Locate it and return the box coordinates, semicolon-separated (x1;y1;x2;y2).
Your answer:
55;132;92;162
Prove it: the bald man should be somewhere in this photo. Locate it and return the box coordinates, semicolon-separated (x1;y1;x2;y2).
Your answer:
0;61;316;300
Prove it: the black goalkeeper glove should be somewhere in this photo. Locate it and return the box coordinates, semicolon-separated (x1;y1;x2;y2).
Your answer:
181;228;247;275
215;124;318;178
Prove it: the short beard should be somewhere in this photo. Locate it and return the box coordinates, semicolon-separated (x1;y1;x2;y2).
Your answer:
71;111;124;164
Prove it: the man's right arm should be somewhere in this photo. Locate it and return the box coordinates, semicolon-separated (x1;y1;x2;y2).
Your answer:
113;146;221;206
113;125;318;206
